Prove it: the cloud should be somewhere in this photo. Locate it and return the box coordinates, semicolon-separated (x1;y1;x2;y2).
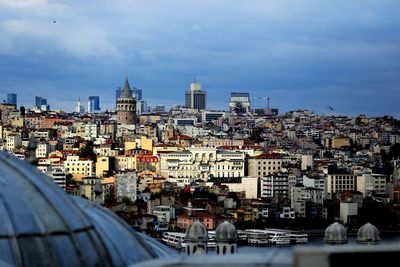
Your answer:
0;0;47;8
0;0;399;117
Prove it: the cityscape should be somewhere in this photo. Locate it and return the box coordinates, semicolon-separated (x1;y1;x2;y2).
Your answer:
1;1;400;266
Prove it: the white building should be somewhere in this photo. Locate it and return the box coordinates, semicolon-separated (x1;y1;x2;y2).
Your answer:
46;166;67;190
84;123;99;141
153;205;175;231
160;148;245;183
6;134;21;151
261;173;289;199
36;143;50;158
207;177;258;199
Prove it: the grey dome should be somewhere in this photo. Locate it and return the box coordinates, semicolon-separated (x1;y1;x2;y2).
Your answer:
0;151;159;266
215;221;237;243
357;223;380;244
324;222;348;244
185;221;209;243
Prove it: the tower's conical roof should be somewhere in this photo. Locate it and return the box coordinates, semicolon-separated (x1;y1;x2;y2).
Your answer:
119;76;133;99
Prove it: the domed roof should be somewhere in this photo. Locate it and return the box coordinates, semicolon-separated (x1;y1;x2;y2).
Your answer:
215;221;237;243
324;222;348;244
357;223;380;244
185;221;209;243
0;151;160;266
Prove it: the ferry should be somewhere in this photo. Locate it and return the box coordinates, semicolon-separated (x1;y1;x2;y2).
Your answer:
245;229;290;246
161;232;216;248
264;228;308;244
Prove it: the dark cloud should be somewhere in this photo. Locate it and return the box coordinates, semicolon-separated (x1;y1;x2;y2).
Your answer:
0;0;399;117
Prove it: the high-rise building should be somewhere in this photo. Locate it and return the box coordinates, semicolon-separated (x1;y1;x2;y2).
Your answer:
76;97;84;113
88;96;100;113
229;92;251;114
116;76;136;125
184;81;206;110
131;87;142;101
7;93;17;106
35;96;49;111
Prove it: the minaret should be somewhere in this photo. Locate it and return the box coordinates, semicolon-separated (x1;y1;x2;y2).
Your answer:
116;75;136;125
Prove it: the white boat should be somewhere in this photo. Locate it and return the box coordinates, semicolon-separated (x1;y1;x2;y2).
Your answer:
162;232;187;248
288;232;308;244
161;232;216;248
264;228;308;244
245;229;291;246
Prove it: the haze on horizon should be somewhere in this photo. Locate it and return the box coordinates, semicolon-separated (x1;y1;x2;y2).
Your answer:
0;0;399;118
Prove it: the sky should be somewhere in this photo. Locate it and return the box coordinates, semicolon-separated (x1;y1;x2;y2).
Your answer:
0;0;399;117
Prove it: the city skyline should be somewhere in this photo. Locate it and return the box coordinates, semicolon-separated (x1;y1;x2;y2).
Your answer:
0;1;399;117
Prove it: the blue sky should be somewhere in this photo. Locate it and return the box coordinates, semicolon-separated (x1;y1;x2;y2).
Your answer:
0;0;399;117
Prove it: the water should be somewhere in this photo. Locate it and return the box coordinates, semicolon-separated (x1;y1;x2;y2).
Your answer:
236;236;400;255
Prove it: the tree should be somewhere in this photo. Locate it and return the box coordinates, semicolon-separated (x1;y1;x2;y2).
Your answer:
20;106;26;116
79;146;96;161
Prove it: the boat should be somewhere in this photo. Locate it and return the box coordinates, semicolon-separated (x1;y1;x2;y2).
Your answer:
161;232;216;248
161;232;186;248
244;229;291;246
288;232;308;244
264;228;308;244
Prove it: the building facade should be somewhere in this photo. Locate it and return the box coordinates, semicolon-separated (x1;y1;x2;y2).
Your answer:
88;96;100;112
184;82;206;110
229;92;251;114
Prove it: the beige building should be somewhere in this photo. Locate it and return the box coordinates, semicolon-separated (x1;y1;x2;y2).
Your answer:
96;156;116;177
326;173;356;199
325;137;351;149
64;155;94;177
357;173;387;196
248;154;283;178
140;135;153;152
201;138;244;148
115;155;136;171
80;177;104;204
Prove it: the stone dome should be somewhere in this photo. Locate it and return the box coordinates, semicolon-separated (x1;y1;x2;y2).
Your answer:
0;151;163;266
185;221;209;243
356;223;380;244
324;222;348;244
215;221;237;243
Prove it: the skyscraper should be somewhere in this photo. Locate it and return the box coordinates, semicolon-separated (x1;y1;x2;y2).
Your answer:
35;96;48;111
88;96;100;113
76;97;84;113
116;76;136;125
229;92;251;114
184;81;206;110
7;93;17;106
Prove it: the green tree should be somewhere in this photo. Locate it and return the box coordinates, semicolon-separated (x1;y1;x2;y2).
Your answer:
79;146;96;161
